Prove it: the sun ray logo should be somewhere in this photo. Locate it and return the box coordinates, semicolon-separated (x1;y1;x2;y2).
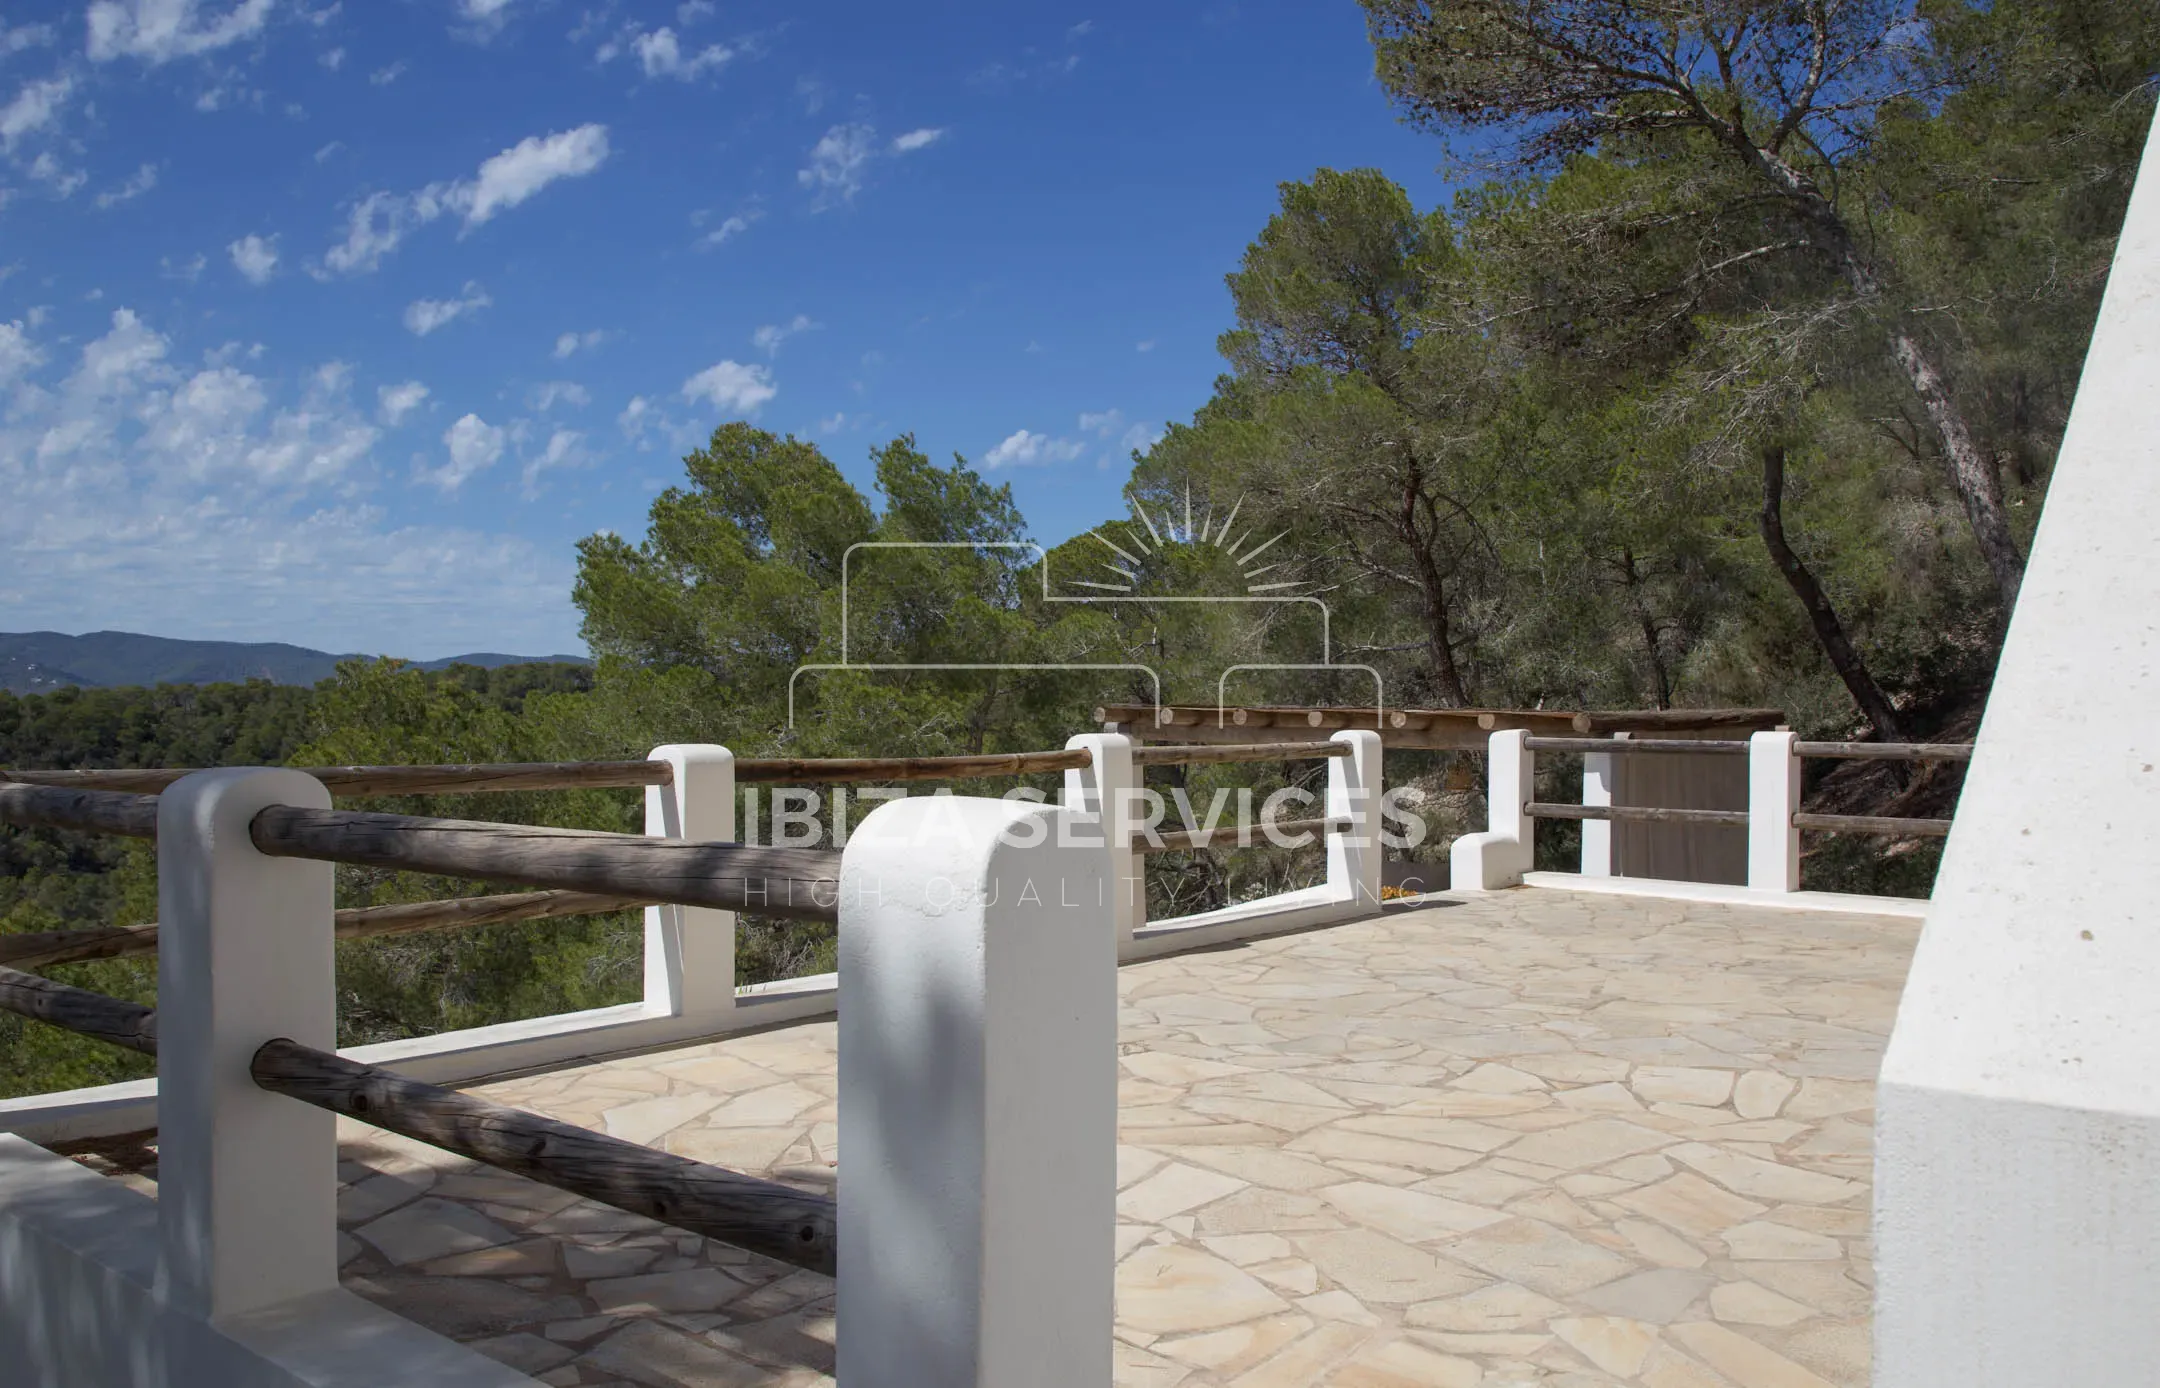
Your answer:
1071;487;1304;595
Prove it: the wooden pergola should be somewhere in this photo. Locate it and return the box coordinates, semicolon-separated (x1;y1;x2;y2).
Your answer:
1096;703;1786;752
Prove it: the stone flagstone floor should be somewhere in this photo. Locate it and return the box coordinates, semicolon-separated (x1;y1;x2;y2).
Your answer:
72;887;1920;1386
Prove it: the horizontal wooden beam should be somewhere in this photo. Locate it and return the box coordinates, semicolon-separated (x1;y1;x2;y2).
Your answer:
2;761;674;797
0;783;160;839
1527;802;1751;827
734;749;1089;784
1581;708;1786;733
1130;741;1351;768
248;807;843;922
0;888;656;971
1525;737;1751;755
0;964;157;1054
1793;812;1954;837
252;1038;835;1275
1793;742;1975;762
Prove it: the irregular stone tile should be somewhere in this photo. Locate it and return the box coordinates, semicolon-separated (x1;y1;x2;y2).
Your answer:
1123;1051;1258;1085
1119;1162;1251;1222
1405;1281;1567;1333
338;1172;431;1225
1293;1228;1488;1305
1577;1268;1714;1323
469;1332;576;1376
1116;1338;1196;1388
1297;1289;1383;1327
1495;1118;1673;1172
1119;1145;1171;1190
704;1083;827;1129
1711;1280;1819;1327
422;1237;560;1278
354;1198;518;1267
1441;1217;1637;1299
564;1243;661;1280
1666;1144;1864;1205
1327;1336;1483;1387
347;1274;578;1341
661;1125;808;1174
1452;1063;1550;1093
1200;1233;1294;1267
1195;1187;1345;1236
1669;1320;1838;1388
1780;1078;1874;1121
587;1267;752;1315
1116;1244;1290;1334
1733;1071;1797;1120
1227;1323;1371;1388
1614;1217;1710;1269
1554;1082;1646;1113
1632;1067;1736;1107
1720;1221;1845;1261
1414;1165;1544;1207
581;1318;818;1388
601;1093;725;1146
1551;1315;1660;1377
1316;1181;1511;1241
1156;1313;1314;1374
1615;1172;1770;1239
1289;1126;1484;1175
1165;1144;1347;1192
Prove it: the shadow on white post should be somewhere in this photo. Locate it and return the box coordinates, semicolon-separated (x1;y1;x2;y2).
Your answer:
1580;733;1625;878
1451;729;1533;890
158;767;339;1321
645;744;736;1029
1063;731;1140;953
836;795;1115;1388
1747;731;1800;892
1328;730;1384;909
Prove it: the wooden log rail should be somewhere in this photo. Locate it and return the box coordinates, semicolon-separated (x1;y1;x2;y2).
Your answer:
1130;741;1352;768
1;748;1095;798
0;783;160;838
1793;742;1975;761
1137;816;1348;854
1793;812;1954;837
1523;737;1752;755
0;888;656;971
0;966;834;1274
1527;802;1752;828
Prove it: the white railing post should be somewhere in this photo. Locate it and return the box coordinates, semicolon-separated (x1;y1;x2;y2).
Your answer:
1450;729;1534;890
1747;730;1800;892
645;744;737;1027
836;795;1115;1388
1064;732;1140;953
1580;732;1624;877
1328;730;1384;908
157;768;339;1319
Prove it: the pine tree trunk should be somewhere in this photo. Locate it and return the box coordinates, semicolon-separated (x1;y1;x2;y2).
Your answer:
1758;445;1905;741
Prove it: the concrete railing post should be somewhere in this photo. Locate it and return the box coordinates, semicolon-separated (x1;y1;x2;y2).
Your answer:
1747;731;1800;892
1580;732;1625;877
1328;730;1384;908
157;768;339;1319
645;744;737;1027
1450;729;1534;890
1063;732;1141;953
836;795;1115;1388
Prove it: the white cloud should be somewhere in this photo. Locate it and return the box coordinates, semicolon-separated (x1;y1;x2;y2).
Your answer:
529;380;588;412
159;252;207;282
681;359;775;414
377;379;428;425
228;232;278;284
697;211;755;250
0;320;43;385
455;0;516;38
751;314;818;357
617;395;650;438
677;0;714;22
982;428;1085;469
317;125;610;275
521;427;581;495
1136;339;1156;353
553;329;608;359
423;412;504;491
1;21;55;56
402;281;491;336
633;26;731;79
817;411;846;434
369;60;405;85
86;0;274;65
1068;20;1094;38
1078;408;1161;461
1;76;72;151
890;127;945;153
797;123;874;207
95;162;159;208
461;124;609;227
319;45;344;70
28;151;85;198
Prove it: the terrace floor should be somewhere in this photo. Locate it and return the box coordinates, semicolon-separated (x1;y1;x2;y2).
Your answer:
305;888;1913;1386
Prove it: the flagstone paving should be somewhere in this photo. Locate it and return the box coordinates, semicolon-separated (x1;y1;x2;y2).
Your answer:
318;887;1918;1385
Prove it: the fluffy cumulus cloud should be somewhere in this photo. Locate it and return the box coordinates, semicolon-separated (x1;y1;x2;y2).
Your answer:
376;379;428;425
553;329;607;360
797;124;875;207
402;281;491;336
1;75;72;151
890;127;945;153
320;125;610;275
632;27;731;80
751;314;817;356
455;0;517;39
696;208;757;250
982;428;1085;469
0;311;577;652
86;0;274;65
681;359;775;413
422;412;505;491
521;427;582;495
94;162;158;208
1079;408;1163;459
228;232;277;284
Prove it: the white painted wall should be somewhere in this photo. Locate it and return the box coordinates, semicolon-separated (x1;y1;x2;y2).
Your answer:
1452;729;1533;890
1875;111;2160;1387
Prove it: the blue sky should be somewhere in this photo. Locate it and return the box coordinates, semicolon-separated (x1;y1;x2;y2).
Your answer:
0;0;1457;658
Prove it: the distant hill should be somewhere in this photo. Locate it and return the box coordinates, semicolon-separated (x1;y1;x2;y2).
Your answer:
0;630;589;695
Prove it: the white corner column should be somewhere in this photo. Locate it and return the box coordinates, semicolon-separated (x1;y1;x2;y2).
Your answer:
1746;730;1800;892
1063;731;1142;952
1327;730;1384;909
157;768;339;1321
644;744;737;1028
837;795;1115;1388
1450;729;1533;890
1580;733;1623;877
1875;111;2160;1387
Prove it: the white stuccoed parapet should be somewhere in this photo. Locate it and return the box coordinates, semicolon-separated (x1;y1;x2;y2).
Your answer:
1874;111;2160;1385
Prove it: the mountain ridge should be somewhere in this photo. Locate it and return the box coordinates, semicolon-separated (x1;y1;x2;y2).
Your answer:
0;630;588;695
